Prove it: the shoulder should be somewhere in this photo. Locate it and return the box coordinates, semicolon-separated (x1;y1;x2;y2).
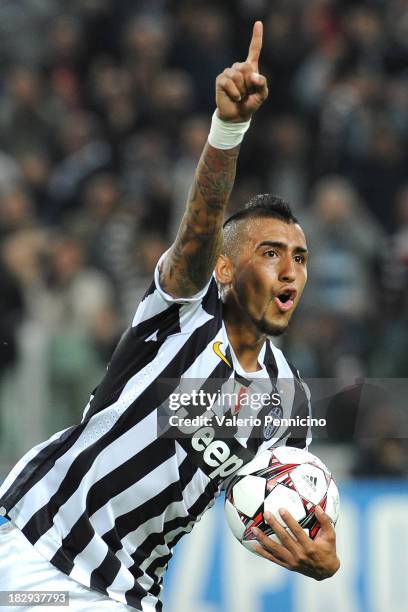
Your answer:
132;270;221;339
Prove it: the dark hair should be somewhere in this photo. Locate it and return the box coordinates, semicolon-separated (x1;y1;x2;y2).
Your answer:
223;194;298;228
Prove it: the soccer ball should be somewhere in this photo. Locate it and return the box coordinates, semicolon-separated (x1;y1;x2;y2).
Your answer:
224;446;340;555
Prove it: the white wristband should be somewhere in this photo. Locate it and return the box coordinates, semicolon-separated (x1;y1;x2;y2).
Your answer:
208;110;251;150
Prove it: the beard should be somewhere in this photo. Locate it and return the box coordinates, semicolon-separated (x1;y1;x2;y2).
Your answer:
254;315;289;337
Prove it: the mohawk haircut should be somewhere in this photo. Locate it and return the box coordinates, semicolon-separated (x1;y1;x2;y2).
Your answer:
222;194;298;259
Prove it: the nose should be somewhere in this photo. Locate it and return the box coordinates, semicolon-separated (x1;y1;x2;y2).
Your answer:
278;254;296;283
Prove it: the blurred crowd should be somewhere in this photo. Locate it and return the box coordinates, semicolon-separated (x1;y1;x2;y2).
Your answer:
0;0;407;474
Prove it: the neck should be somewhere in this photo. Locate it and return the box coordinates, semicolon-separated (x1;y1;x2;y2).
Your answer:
222;300;266;372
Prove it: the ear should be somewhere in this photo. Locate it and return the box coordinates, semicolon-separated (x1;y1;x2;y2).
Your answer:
215;253;234;286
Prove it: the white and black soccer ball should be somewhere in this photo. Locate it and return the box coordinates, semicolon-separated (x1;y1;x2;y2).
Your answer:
224;446;340;555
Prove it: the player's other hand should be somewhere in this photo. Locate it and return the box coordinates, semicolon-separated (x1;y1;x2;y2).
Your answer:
252;505;340;581
216;21;268;122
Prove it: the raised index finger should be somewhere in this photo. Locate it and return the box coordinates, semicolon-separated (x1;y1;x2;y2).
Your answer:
247;21;263;67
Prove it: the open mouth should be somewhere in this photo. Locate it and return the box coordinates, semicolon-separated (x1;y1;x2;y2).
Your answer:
278;293;291;303
274;289;297;312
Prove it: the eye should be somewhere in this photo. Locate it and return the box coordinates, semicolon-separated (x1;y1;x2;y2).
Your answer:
264;250;277;258
294;254;306;264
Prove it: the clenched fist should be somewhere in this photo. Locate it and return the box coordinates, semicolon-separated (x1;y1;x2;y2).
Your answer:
216;21;269;122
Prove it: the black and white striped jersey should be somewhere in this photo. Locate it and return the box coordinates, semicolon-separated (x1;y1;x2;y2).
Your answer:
0;250;311;611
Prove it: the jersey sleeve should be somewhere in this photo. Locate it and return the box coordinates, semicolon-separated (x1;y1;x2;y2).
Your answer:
153;248;213;305
131;249;220;338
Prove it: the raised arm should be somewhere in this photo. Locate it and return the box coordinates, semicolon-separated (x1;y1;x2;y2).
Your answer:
160;22;268;298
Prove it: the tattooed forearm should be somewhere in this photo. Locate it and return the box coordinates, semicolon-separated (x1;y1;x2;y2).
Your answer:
194;143;240;216
160;142;240;298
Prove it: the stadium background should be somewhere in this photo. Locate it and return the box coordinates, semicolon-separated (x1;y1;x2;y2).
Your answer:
0;1;407;610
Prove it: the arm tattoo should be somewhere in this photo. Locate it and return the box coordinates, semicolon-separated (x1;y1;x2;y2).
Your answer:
160;142;240;298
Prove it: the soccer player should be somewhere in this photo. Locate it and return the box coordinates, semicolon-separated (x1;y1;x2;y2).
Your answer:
0;22;339;611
